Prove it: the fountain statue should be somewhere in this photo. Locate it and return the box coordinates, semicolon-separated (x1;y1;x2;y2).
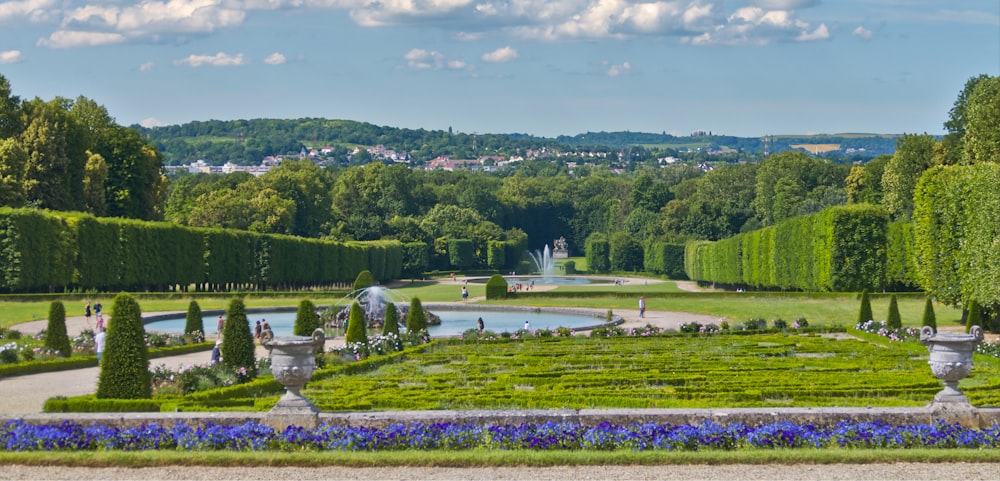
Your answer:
920;325;984;404
260;327;325;428
528;245;555;277
553;237;569;259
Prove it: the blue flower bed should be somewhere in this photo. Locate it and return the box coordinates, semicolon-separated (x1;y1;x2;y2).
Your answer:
3;420;999;452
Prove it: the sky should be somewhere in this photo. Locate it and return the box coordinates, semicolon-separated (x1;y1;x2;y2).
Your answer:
1;1;998;138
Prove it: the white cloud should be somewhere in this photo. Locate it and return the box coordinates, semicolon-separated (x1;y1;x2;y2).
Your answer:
404;48;469;70
481;46;518;63
796;23;828;41
139;117;165;128
264;52;286;65
37;30;125;48
0;0;57;23
606;61;632;77
0;50;24;64
139;61;155;72
852;25;873;40
175;52;246;67
751;0;820;9
18;1;837;50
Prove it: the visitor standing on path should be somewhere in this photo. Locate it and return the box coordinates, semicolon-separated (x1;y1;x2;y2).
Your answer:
94;327;106;364
84;302;92;328
217;315;224;338
94;300;102;318
211;340;221;363
254;320;262;339
461;286;468;301
638;296;646;318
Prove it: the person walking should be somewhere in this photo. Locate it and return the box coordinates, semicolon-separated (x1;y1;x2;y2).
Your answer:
94;328;106;364
84;302;92;328
638;296;646;318
217;315;224;338
254;320;262;339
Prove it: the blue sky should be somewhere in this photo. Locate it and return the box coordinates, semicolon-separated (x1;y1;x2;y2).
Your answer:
1;1;997;138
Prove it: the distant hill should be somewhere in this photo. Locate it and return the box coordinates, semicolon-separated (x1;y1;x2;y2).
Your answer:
134;118;900;165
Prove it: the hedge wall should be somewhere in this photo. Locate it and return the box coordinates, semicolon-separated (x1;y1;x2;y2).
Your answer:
643;242;687;279
684;204;889;291
913;164;1000;309
0;208;405;293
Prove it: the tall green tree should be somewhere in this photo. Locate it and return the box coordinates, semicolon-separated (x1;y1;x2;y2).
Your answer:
405;297;427;333
44;301;71;357
886;295;901;329
922;297;937;332
345;301;368;346
941;74;991;165
19;99;78;211
966;300;981;334
221;298;257;378
0;74;21;138
858;289;873;325
259;159;335;237
96;293;151;399
382;301;400;337
962;75;1000;164
294;298;319;336
184;300;203;336
882;134;937;220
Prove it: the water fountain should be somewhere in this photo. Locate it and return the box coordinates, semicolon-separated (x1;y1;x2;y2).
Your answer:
528;244;555;277
327;285;440;328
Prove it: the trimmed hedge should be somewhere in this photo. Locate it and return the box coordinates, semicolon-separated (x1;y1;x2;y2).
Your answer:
685;204;889;291
0;208;405;293
485;274;508;300
96;293;151;399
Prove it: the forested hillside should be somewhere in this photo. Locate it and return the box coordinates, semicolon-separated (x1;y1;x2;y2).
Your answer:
134;118;899;166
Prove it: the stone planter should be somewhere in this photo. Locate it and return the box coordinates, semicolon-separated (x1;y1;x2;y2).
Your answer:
920;325;984;404
260;328;325;427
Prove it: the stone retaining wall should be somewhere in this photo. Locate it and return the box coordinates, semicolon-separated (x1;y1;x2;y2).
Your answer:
6;405;998;429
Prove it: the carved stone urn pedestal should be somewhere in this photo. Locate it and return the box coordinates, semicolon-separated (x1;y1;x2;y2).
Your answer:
920;325;984;404
260;328;325;429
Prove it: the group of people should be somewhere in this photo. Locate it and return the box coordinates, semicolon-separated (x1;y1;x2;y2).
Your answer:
85;301;107;363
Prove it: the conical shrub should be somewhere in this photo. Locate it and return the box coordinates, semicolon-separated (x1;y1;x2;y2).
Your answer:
221;298;257;378
857;289;873;325
345;301;368;346
96;293;151;399
353;270;375;291
294;299;319;336
921;297;937;332
382;302;400;336
886;294;901;329
406;297;427;333
44;301;71;357
184;300;203;336
966;300;981;333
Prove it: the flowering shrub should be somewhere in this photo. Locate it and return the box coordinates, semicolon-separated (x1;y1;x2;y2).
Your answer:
150;359;267;395
1;419;997;452
680;322;702;333
855;320;921;342
975;339;1000;359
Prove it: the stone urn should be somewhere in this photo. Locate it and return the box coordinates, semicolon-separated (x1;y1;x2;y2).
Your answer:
261;328;325;416
920;325;984;404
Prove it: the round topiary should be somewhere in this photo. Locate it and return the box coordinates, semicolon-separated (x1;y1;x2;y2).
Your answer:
221;297;257;378
96;293;151;399
345;301;369;346
406;297;427;333
294;299;319;336
353;270;375;291
921;297;937;332
485;274;508;300
886;294;902;330
857;289;873;325
382;301;400;337
184;300;203;336
44;301;71;358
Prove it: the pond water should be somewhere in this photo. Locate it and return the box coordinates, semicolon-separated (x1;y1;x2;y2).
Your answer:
144;306;607;337
470;276;603;285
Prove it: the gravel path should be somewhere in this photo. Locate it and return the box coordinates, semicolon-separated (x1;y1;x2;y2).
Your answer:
2;463;998;480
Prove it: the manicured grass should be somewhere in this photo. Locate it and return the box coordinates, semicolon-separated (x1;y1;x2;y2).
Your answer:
1;447;997;467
